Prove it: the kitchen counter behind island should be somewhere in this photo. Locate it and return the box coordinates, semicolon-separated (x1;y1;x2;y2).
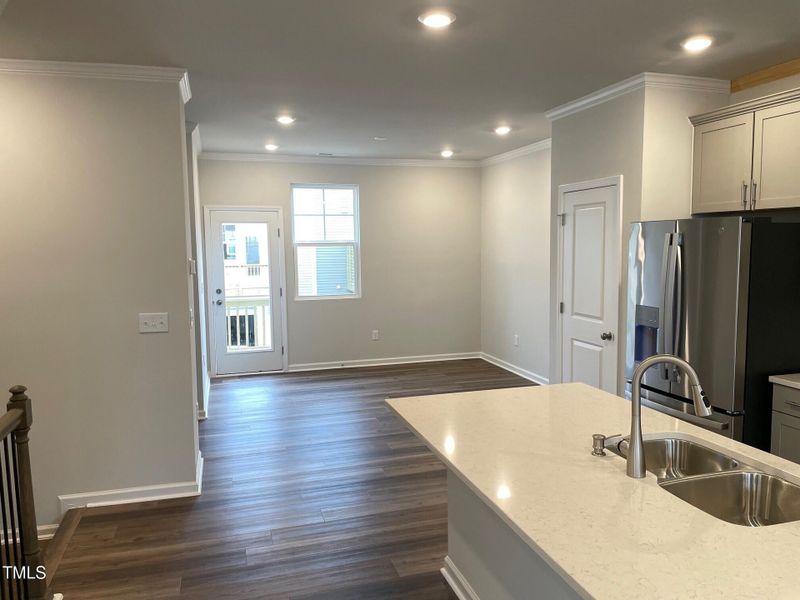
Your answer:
387;383;800;600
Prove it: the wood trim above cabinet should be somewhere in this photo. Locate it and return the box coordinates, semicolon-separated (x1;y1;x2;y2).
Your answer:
690;87;800;126
731;58;800;93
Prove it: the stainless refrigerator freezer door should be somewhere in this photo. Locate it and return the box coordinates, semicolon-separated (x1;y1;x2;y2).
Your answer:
673;217;750;414
626;220;676;397
640;392;743;440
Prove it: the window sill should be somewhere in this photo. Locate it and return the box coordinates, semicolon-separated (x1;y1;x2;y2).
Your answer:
294;294;362;301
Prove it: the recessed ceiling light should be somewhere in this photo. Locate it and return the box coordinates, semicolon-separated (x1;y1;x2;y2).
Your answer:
418;10;456;28
494;125;512;136
276;114;296;125
265;143;279;152
681;35;713;53
441;149;454;158
373;136;388;141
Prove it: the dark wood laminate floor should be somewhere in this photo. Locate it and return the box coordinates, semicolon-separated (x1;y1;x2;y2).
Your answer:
51;359;532;599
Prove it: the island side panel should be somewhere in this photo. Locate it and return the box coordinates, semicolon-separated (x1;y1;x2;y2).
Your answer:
445;472;586;600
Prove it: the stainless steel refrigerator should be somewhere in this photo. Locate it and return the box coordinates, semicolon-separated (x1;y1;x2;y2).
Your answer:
625;215;800;450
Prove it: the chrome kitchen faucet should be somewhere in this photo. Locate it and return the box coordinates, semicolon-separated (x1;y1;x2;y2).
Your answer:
626;354;713;478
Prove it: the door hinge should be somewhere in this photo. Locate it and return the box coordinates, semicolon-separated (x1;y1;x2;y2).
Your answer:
280;287;283;297
559;301;564;314
281;346;285;355
278;228;281;237
558;213;566;226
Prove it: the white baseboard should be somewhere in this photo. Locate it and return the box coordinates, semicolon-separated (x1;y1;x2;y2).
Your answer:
1;523;60;542
288;352;481;372
57;450;204;516
37;523;59;541
442;556;480;600
195;450;205;494
479;353;549;385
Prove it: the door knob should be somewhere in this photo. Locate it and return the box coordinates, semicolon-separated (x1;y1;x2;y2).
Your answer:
215;299;223;306
215;288;222;295
600;331;614;341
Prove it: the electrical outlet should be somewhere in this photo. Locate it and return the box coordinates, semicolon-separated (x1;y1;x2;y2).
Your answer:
513;334;519;347
371;329;380;341
139;313;169;333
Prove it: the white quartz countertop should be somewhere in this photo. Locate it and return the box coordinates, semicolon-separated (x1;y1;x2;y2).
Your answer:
387;383;800;600
770;373;800;391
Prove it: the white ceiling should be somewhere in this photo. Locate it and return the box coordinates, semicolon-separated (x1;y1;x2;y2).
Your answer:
1;1;799;160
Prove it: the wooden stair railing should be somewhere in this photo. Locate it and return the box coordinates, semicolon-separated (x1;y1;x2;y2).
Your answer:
0;386;51;600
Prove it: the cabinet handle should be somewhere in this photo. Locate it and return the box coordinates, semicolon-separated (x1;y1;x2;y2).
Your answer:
741;181;749;210
751;180;758;210
784;399;800;410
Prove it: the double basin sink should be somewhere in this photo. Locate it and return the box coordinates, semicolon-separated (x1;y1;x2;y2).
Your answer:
609;437;800;527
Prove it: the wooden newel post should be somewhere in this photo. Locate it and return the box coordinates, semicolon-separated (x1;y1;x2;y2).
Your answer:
8;386;52;600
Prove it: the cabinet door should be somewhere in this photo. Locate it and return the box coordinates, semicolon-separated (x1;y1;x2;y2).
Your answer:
771;410;800;464
753;100;800;210
692;114;754;214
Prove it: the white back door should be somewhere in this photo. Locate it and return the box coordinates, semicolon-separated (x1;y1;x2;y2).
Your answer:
559;180;620;393
207;209;285;375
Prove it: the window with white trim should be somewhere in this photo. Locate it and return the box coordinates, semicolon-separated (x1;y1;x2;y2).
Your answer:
291;184;360;299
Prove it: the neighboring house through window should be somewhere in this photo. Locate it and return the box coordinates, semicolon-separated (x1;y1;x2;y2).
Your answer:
245;235;261;276
291;184;360;298
223;224;237;260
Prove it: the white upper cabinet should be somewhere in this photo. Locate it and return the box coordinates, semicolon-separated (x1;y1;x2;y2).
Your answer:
691;88;800;214
753;99;800;210
692;114;754;214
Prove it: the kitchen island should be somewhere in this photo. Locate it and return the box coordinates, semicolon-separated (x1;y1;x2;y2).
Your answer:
387;383;800;600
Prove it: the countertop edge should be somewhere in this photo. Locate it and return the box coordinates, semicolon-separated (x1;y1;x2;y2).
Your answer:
384;396;594;600
769;374;800;391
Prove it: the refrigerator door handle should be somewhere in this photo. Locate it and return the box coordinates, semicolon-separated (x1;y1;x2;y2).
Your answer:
662;234;678;379
658;233;672;375
671;234;685;382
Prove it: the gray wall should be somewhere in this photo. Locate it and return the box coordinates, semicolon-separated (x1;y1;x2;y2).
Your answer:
549;89;646;389
641;86;730;220
0;73;199;525
481;148;551;381
548;84;729;390
198;159;482;367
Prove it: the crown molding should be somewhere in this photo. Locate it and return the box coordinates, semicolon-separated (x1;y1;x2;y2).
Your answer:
690;85;800;125
546;72;729;121
199;152;480;168
0;59;192;104
480;138;552;167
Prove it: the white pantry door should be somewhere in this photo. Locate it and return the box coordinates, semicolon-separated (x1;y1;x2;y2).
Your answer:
559;180;620;393
207;209;285;375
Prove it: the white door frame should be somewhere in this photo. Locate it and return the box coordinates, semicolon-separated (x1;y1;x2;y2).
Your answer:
554;175;623;390
203;205;290;375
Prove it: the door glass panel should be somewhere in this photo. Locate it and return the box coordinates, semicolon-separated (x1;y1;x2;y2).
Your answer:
221;222;272;352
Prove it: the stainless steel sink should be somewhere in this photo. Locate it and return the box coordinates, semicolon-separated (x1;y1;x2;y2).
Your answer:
609;437;741;480
661;471;800;526
603;435;800;526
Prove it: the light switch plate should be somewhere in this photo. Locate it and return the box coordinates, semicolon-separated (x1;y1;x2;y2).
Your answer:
139;312;169;333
